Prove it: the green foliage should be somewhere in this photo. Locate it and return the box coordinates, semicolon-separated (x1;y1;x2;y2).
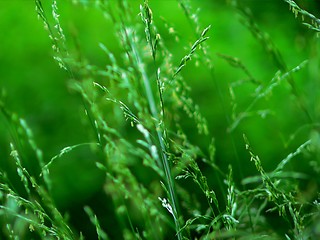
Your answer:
0;0;320;239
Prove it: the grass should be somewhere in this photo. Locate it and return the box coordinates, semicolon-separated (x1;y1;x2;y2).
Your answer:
0;0;320;239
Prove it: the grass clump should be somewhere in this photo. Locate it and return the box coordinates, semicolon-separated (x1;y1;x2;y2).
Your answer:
0;0;320;239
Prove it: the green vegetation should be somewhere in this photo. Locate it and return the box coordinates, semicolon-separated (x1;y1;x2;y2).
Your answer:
0;0;319;239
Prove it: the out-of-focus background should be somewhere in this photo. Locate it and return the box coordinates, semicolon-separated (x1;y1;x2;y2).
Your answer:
1;0;319;238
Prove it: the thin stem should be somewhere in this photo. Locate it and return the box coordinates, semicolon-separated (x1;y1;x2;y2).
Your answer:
128;33;182;239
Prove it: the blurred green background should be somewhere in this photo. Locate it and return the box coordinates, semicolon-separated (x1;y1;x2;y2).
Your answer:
1;0;319;238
